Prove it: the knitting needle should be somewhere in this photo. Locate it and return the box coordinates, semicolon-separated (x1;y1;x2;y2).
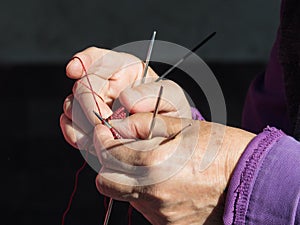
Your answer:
93;86;189;224
93;31;156;225
91;31;211;224
155;31;216;82
159;123;192;145
93;110;122;225
146;86;192;142
147;85;164;139
93;110;122;139
141;31;157;84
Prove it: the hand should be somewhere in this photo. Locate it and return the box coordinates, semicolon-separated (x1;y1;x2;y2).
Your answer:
66;47;154;123
93;113;256;225
60;47;192;151
65;47;191;120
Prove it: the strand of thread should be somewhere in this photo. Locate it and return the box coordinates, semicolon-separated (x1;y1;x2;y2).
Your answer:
61;153;88;225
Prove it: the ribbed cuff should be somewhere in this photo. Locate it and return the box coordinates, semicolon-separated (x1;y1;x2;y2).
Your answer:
223;126;284;225
191;107;205;121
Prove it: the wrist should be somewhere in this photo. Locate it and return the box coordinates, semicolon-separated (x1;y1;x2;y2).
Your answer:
224;126;256;184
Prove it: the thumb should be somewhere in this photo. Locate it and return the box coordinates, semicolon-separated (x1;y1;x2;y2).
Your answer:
118;80;191;118
110;113;188;140
66;47;110;79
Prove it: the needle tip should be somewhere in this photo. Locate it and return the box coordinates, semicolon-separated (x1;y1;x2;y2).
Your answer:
159;85;164;95
93;110;104;122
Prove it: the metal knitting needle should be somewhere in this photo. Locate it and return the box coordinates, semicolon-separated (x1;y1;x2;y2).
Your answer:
93;110;122;139
102;198;113;225
93;31;156;224
156;31;216;82
160;123;192;145
147;85;164;139
93;111;122;225
141;31;157;84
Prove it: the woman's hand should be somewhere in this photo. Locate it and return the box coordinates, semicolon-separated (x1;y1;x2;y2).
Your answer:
93;113;256;225
66;47;191;120
60;47;192;152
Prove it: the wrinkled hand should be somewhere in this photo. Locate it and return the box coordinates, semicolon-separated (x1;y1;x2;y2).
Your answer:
60;47;192;151
94;113;255;225
66;47;191;119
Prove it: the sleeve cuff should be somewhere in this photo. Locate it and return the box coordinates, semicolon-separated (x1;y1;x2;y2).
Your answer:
223;126;285;224
191;107;205;121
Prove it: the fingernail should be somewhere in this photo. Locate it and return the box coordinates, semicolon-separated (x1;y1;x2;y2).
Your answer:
66;57;83;77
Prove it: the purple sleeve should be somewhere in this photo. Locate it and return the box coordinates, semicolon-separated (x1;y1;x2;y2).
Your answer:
241;31;291;134
223;127;300;224
242;0;300;134
191;107;205;121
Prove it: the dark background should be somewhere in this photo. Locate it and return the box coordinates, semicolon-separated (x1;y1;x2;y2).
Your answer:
2;1;280;224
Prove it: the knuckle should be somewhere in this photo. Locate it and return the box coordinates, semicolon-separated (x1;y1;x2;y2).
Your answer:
133;184;152;197
86;46;98;52
72;79;84;97
63;94;73;114
132;151;152;166
95;174;106;194
72;80;79;94
163;79;183;92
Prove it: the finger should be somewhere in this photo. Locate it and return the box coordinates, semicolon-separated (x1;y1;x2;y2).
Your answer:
70;49;160;122
72;74;113;121
119;80;192;118
72;51;144;120
63;94;74;120
95;168;146;202
87;51;159;82
111;113;192;141
110;113;171;139
60;114;95;153
93;121;164;170
93;113;190;168
93;123;149;169
83;51;153;102
60;114;78;149
63;93;96;134
66;47;110;79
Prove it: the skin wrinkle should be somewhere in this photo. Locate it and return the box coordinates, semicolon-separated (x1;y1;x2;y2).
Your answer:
73;78;111;120
120;87;154;113
86;52;124;79
157;196;215;224
63;94;73;117
107;139;177;166
130;115;151;139
224;140;234;183
96;175;133;201
97;138;176;173
104;77;113;106
106;60;153;106
98;167;151;193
